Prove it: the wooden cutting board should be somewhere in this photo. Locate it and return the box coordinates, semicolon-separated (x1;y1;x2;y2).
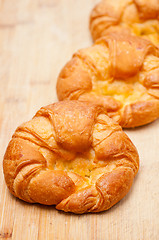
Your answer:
0;0;159;239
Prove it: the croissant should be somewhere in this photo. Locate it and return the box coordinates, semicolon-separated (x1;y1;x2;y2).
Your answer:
3;100;139;214
57;32;159;128
90;0;159;47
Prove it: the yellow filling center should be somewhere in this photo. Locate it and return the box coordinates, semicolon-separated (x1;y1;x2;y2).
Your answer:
92;74;150;107
131;21;159;46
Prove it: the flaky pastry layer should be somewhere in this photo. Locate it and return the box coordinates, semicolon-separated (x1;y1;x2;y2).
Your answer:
3;100;139;213
57;33;159;128
90;0;159;47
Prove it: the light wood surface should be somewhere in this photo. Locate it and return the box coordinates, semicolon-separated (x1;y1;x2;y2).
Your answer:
0;0;159;239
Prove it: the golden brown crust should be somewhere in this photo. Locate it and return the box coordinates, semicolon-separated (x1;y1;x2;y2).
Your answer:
3;100;139;213
90;0;159;47
57;58;92;101
56;33;159;128
120;100;159;127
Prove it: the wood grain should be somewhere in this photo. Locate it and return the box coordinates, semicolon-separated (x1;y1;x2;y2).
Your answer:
0;0;159;239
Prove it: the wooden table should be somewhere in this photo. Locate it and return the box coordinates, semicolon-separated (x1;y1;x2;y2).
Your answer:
0;0;159;239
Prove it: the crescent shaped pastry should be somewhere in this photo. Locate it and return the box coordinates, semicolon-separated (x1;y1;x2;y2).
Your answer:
3;100;139;214
90;0;159;47
57;32;159;128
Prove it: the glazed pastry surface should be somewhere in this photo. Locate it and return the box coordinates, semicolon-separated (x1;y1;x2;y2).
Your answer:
90;0;159;47
57;33;159;128
3;100;139;213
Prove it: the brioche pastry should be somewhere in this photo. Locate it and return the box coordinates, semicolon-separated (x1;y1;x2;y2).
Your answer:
90;0;159;47
3;100;139;214
57;32;159;128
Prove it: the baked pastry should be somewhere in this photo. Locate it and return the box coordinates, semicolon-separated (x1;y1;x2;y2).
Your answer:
57;32;159;128
90;0;159;47
3;100;139;214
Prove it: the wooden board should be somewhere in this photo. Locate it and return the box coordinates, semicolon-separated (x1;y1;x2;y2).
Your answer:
0;0;159;239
